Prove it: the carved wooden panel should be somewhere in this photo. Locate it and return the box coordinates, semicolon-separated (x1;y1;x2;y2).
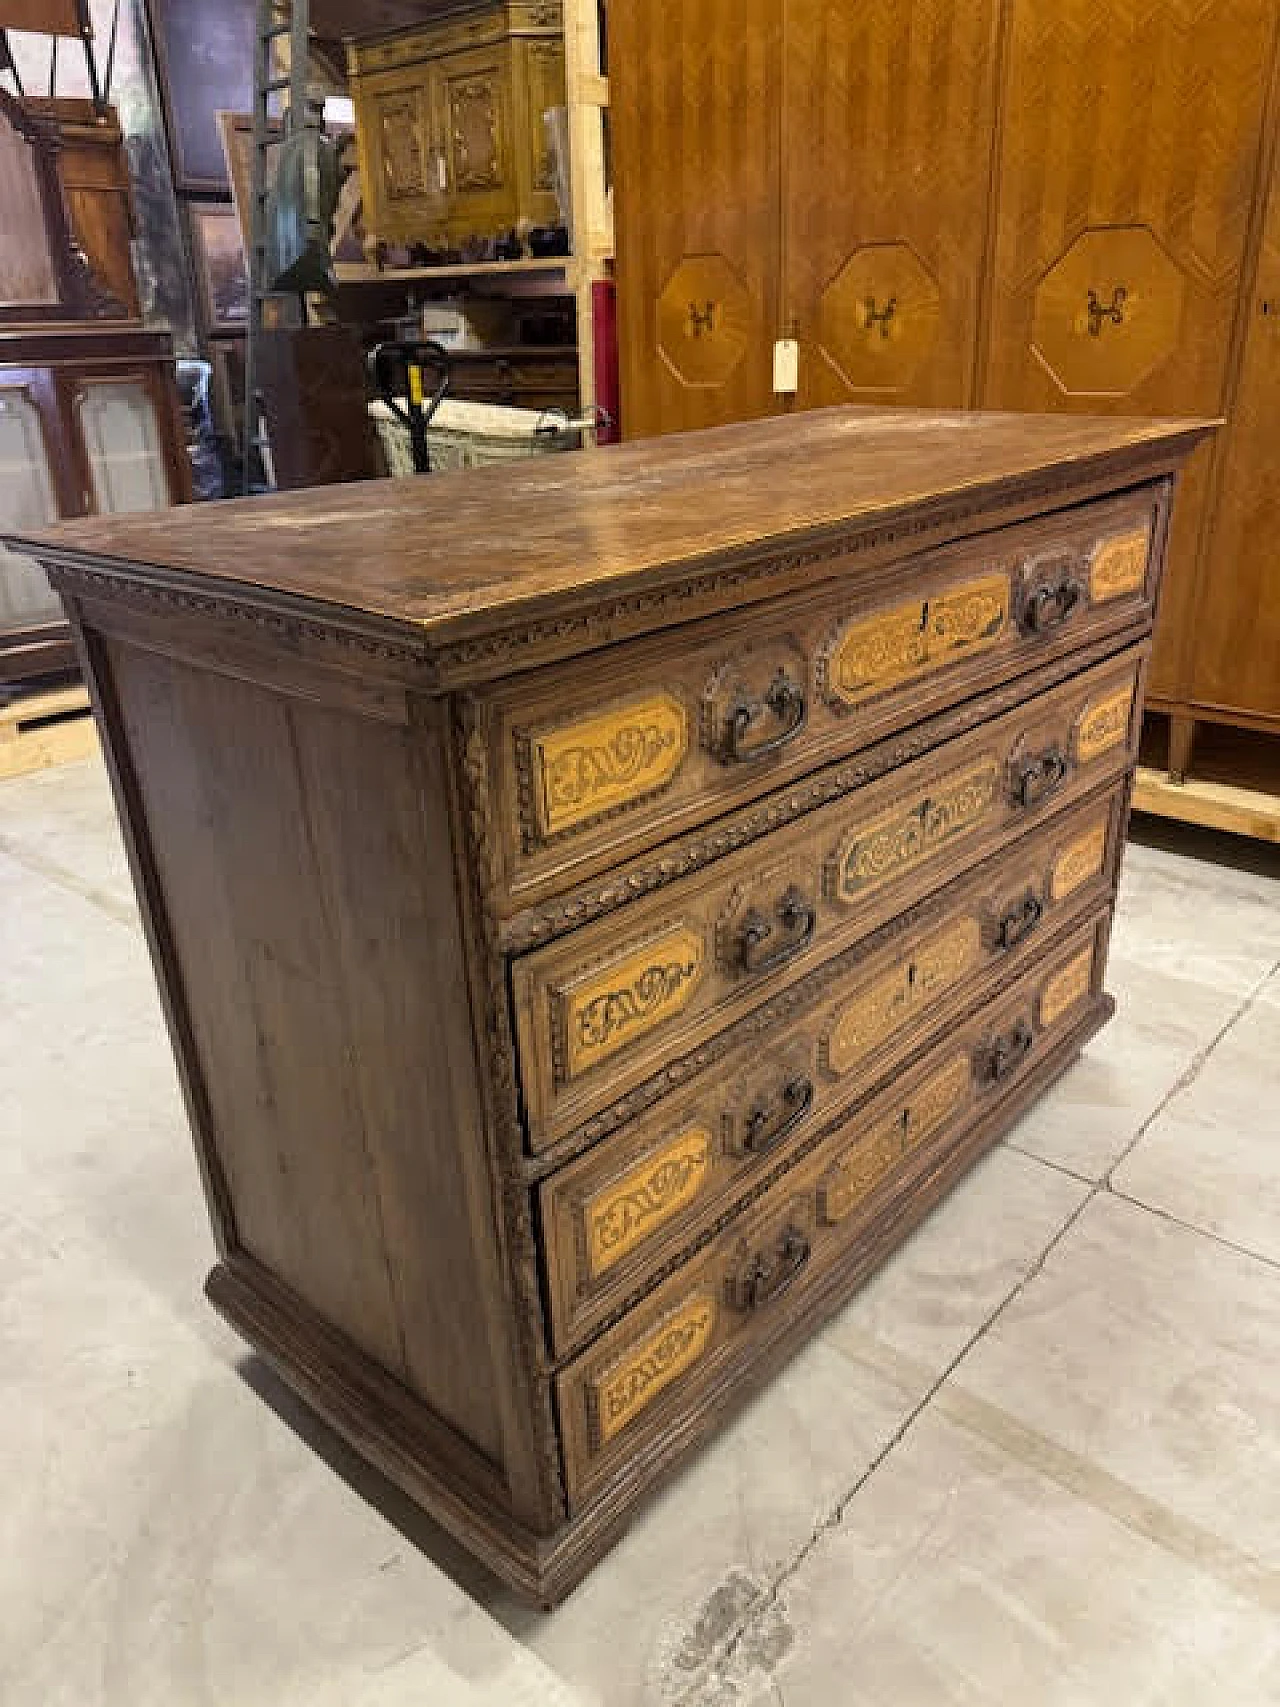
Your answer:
513;646;1143;1151
980;0;1278;698
537;782;1127;1354
1091;526;1151;605
556;907;1112;1508
486;488;1165;911
1074;683;1135;767
377;91;429;200
447;66;505;192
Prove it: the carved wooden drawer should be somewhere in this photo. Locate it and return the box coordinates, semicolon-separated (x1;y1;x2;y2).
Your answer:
512;644;1144;1151
536;780;1128;1354
555;909;1113;1509
481;487;1164;913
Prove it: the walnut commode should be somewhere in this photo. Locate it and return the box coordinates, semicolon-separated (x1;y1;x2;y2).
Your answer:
10;407;1213;1604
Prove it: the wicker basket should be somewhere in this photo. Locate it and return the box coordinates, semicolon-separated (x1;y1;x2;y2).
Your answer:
369;397;580;476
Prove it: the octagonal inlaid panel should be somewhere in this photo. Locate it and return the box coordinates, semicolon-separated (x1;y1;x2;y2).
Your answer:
657;255;754;388
819;243;941;394
1033;225;1185;397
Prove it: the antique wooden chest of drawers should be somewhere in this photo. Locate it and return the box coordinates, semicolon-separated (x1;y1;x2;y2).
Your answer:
11;407;1212;1604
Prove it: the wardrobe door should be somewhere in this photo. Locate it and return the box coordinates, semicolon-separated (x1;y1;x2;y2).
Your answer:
1189;149;1280;724
610;0;784;438
784;0;1000;411
981;0;1280;699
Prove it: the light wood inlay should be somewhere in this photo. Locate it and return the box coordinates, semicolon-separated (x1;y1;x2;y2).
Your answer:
833;757;1000;901
590;1292;718;1446
527;692;689;840
1050;820;1109;902
818;1053;971;1225
585;1127;714;1278
555;925;705;1083
1090;527;1150;603
822;915;983;1076
825;574;1009;707
1075;685;1134;765
1039;947;1095;1029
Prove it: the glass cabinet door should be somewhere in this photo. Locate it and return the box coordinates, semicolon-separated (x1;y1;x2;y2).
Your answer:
77;379;172;514
0;386;63;632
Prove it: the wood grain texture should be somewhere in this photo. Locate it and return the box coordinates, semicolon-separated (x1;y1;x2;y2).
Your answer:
783;0;1001;409
11;409;1210;683
979;0;1280;700
38;409;1202;1602
609;0;785;437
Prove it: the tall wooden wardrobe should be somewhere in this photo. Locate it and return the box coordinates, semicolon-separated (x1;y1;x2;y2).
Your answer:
609;0;1280;780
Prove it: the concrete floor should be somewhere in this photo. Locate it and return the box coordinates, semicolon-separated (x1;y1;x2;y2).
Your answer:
3;756;1279;1707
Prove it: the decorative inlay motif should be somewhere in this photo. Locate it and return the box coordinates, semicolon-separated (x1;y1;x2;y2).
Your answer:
1039;947;1095;1029
1075;684;1134;765
525;692;688;841
1090;526;1150;602
590;1292;718;1446
824;575;1009;708
819;1054;970;1225
380;97;425;198
450;75;503;191
832;758;1000;902
586;1127;714;1278
822;916;983;1076
555;925;705;1082
1050;821;1109;902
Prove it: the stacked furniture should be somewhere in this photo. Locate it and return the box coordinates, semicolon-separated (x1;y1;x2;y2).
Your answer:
11;407;1209;1602
609;0;1280;808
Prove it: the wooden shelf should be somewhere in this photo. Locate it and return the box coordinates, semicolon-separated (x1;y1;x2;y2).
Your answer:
0;684;97;781
335;258;570;285
1133;716;1280;843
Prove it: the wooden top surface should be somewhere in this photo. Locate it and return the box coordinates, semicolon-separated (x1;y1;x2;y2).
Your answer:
14;408;1214;648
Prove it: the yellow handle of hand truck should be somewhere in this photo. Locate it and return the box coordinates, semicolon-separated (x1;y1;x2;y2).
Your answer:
408;364;424;407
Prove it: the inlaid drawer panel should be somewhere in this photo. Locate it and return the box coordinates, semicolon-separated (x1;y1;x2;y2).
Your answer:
481;486;1164;911
513;645;1144;1151
555;911;1113;1508
537;782;1127;1354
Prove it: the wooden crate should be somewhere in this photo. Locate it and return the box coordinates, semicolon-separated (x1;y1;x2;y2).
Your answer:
0;685;98;780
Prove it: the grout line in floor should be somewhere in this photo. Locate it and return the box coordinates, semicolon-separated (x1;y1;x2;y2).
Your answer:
1106;1187;1280;1275
678;953;1280;1695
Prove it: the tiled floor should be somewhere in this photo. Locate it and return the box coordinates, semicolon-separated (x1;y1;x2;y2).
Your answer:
3;758;1278;1707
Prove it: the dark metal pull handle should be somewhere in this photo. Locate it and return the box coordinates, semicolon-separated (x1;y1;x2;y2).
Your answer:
730;1224;812;1312
738;1076;815;1159
737;885;817;976
725;669;807;763
1019;576;1086;637
1086;285;1127;336
1013;745;1070;810
995;892;1044;952
976;1020;1034;1087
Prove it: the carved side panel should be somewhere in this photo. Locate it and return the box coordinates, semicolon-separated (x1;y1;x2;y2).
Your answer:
377;92;428;200
448;68;505;191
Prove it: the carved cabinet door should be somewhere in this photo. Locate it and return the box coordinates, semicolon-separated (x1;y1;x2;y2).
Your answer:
978;0;1280;700
437;43;519;240
781;0;1001;412
609;0;785;438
